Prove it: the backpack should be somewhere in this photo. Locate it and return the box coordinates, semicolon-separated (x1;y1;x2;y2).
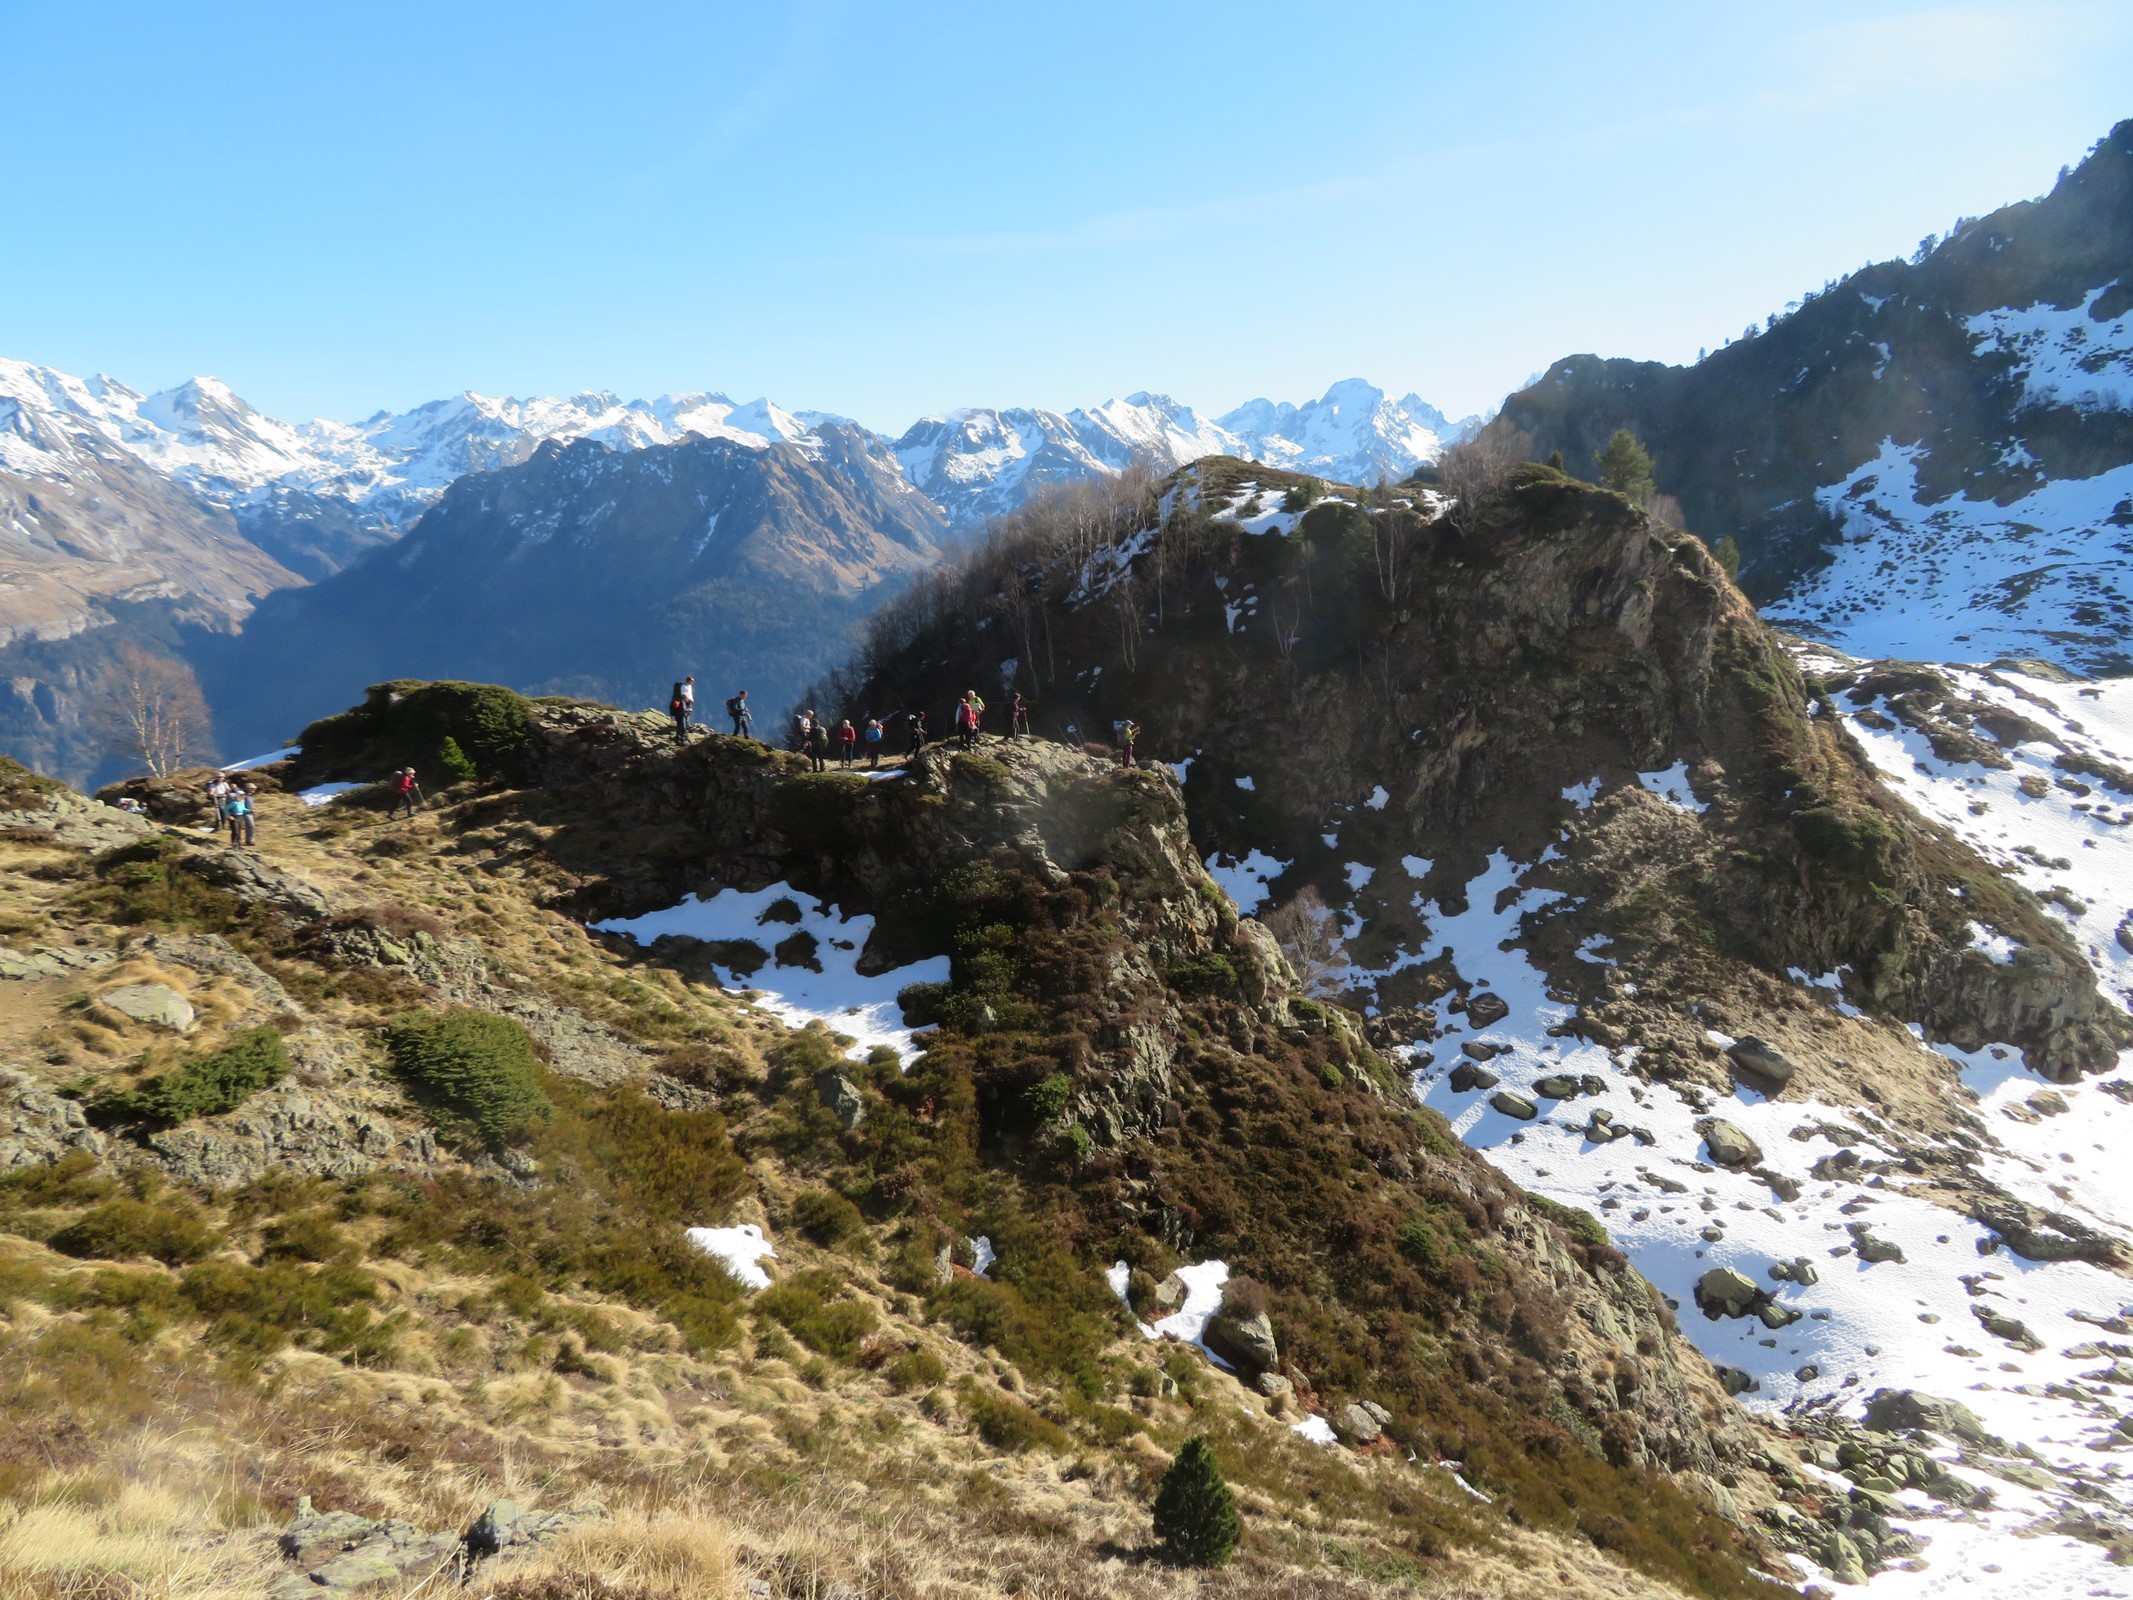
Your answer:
670;682;685;712
727;696;743;717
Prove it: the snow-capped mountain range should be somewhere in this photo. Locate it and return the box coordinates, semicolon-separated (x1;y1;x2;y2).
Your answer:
0;357;1475;537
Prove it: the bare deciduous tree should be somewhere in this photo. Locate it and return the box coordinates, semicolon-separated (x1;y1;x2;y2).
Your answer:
1437;424;1536;531
1260;887;1350;998
100;643;211;777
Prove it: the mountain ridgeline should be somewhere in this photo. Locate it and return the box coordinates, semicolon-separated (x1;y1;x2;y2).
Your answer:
194;426;948;759
1496;119;2133;671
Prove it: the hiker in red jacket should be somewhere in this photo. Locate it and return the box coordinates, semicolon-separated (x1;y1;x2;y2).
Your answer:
837;718;858;768
389;766;423;820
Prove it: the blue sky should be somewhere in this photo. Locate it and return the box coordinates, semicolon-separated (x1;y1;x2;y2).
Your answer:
1;1;2126;429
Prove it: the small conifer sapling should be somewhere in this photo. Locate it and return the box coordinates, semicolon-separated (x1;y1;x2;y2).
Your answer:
1152;1434;1238;1567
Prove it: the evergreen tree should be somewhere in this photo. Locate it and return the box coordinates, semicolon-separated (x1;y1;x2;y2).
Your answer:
1152;1434;1238;1567
1546;450;1564;471
1712;535;1743;580
437;736;478;784
1596;429;1656;504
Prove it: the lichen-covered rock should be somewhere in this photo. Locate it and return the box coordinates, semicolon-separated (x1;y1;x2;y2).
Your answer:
1489;1090;1538;1121
149;1079;438;1187
1202;1305;1279;1375
815;1068;866;1130
1725;1037;1797;1089
1334;1401;1383;1445
0;1069;106;1171
1697;1117;1761;1168
1695;1267;1761;1318
99;981;195;1032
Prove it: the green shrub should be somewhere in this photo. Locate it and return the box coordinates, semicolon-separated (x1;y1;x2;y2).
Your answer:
755;1268;879;1361
256;1210;353;1264
436;736;478;784
49;1200;220;1266
383;1009;552;1146
793;1188;867;1250
1794;805;1898;889
885;1346;947;1392
959;1380;1069;1453
178;1257;391;1361
1152;1435;1239;1567
1167;954;1237;996
1022;1073;1072;1123
99;1026;290;1128
0;1149;113;1211
295;680;533;784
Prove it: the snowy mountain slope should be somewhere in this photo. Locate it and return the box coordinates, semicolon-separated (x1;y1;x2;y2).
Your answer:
6;357;1474;544
0;358;816;531
1762;442;2133;672
1500;118;2133;677
1217;378;1479;488
896;381;1477;529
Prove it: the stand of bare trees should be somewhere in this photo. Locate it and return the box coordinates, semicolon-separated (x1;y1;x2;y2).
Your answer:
1436;424;1536;531
99;643;212;777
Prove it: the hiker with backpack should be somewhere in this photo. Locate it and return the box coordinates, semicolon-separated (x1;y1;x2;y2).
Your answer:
389;766;423;821
906;709;928;757
837;718;858;768
1010;692;1030;739
225;784;256;846
670;676;695;739
727;689;752;738
1118;719;1141;769
957;690;985;750
205;773;232;830
862;716;884;768
796;709;818;753
808;721;832;773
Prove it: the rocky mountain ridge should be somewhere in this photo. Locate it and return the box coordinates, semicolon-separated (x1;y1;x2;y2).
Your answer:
814;453;2133;1588
1496;118;2133;675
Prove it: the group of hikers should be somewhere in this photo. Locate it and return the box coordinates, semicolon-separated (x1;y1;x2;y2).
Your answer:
189;763;424;848
669;677;1143;771
203;773;261;845
163;679;1139;852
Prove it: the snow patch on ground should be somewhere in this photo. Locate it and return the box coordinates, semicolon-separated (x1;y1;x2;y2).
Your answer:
1204;849;1288;917
592;883;949;1065
685;1223;776;1291
1766;439;2133;672
297;783;361;808
1636;762;1706;814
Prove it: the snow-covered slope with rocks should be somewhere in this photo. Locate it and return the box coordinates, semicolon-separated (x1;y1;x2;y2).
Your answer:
1389;651;2133;1597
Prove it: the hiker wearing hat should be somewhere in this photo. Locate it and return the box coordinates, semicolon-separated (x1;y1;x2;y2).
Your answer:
389;766;423;820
